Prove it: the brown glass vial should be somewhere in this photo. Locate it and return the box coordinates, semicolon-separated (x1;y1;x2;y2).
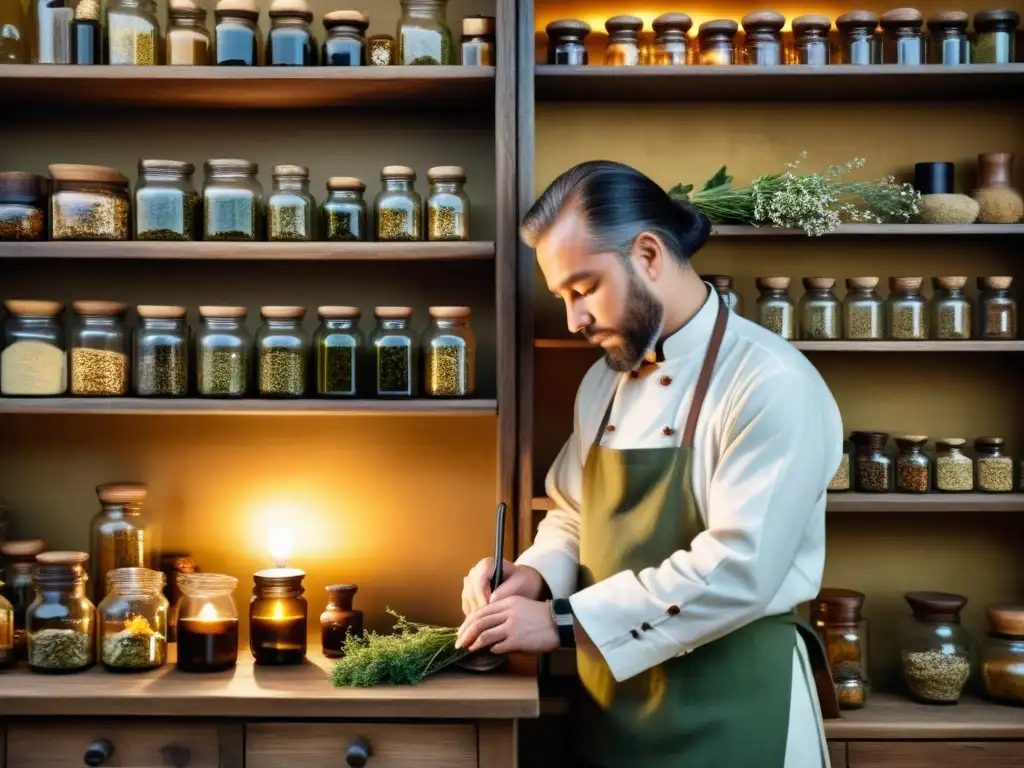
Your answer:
250;568;307;665
321;584;363;658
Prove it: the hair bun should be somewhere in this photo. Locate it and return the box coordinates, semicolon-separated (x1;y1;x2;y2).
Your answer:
672;196;712;249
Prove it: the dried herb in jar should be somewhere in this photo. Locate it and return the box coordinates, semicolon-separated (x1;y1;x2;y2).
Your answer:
428;344;469;396
269;201;311;241
137;346;187;396
935;439;973;491
29;628;93;670
102;615;166;669
322;346;355;395
377;345;411;395
325;209;358;241
377;207;420;241
259;347;306;396
137;192;199;241
71;348;129;395
827;453;851;491
200;348;247;396
0;207;45;241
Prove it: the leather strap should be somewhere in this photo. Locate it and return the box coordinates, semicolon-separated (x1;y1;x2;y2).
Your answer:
682;294;730;446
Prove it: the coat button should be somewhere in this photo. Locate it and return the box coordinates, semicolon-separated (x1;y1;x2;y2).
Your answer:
667;605;680;615
629;370;639;379
607;425;616;432
659;375;672;386
630;629;641;639
662;426;675;436
641;622;652;631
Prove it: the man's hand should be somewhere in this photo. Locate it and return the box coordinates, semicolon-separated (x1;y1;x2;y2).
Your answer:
461;558;545;616
455;596;559;654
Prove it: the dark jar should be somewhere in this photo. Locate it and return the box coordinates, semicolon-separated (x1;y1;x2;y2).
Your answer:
196;306;250;397
836;11;879;65
975;437;1014;493
158;551;194;643
314;306;363;397
176;573;239;673
88;482;156;604
322;9;367;66
894;435;930;493
604;14;641;66
460;15;494;65
26;551;96;674
982;603;1024;705
901;592;971;704
267;0;316;65
256;306;309;398
698;19;738;65
320;584;363;658
880;7;924;65
651;12;691;65
371;306;417;397
322;177;367;241
214;0;260;65
267;164;315;242
133;305;188;397
811;588;870;709
851;431;893;493
926;11;970;64
973;9;1018;64
135;159;199;241
546;18;589;65
0;172;45;242
740;10;785;66
250;568;307;666
792;14;831;65
1;538;47;661
827;440;853;492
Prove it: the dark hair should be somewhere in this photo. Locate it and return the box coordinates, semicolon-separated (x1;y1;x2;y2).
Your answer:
520;160;711;264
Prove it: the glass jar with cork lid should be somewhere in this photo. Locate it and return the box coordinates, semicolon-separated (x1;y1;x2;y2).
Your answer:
460;15;494;65
651;13;691;65
322;10;367;65
70;301;129;397
978;276;1016;340
973;9;1018;64
424;306;475;397
2;300;66;397
49;164;129;241
851;431;893;493
166;0;211;64
26;551;95;674
375;166;422;241
0;171;46;241
935;438;973;492
268;164;315;242
546;19;589;65
203;159;264;241
982;603;1024;704
702;275;743;316
257;306;309;398
214;0;260;65
755;277;795;338
604;15;642;66
811;588;870;709
975;437;1014;493
372;306;417;397
698;19;737;65
176;573;239;672
397;0;453;65
134;305;188;398
931;276;972;340
836;11;879;64
843;277;884;340
106;0;160;65
426;165;469;241
196;306;250;397
89;483;156;604
894;436;930;493
926;11;970;64
799;277;842;340
828;440;853;492
135;159;199;241
900;591;971;704
322;177;367;241
880;7;924;65
97;567;168;672
1;538;46;660
887;277;929;340
792;15;831;65
741;10;785;66
267;0;316;66
315;306;363;397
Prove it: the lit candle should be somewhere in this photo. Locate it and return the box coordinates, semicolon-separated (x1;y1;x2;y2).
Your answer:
175;573;240;674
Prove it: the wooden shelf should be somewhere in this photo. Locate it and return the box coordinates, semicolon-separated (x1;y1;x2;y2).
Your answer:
534;494;1024;513
535;339;1024;352
711;224;1024;237
536;64;1024;103
0;398;497;416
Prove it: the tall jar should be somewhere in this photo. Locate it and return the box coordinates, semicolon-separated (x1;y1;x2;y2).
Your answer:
72;0;101;64
250;568;307;665
257;306;309;398
49;164;129;241
604;14;641;66
426;165;469;241
755;277;795;339
977;276;1016;340
975;437;1014;493
166;0;211;64
843;277;884;340
268;164;315;242
321;584;363;658
314;306;363;397
545;19;589;65
375;166;422;241
89;483;155;604
397;0;452;65
98;567;168;672
799;277;842;340
972;153;1024;225
792;14;831;65
322;177;367;241
134;305;188;398
894;435;930;493
27;551;95;674
203;159;264;241
827;440;853;493
0;171;46;242
740;10;784;66
887;277;929;340
934;438;973;492
702;274;743;316
880;8;924;65
836;11;879;65
176;573;239;673
32;0;75;63
106;0;160;65
267;0;316;66
973;9;1018;64
651;12;691;65
901;591;971;704
214;0;260;65
0;0;29;63
196;306;250;397
0;538;46;660
931;276;972;340
322;10;367;65
0;586;12;669
982;603;1024;705
70;301;129;397
135;159;199;241
424;306;475;397
927;11;970;64
851;431;893;493
698;19;737;65
372;306;417;397
2;300;66;397
460;15;494;65
811;588;869;710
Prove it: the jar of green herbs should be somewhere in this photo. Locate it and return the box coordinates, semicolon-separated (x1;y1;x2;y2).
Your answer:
423;306;475;397
202;158;264;241
134;305;188;397
26;551;95;674
755;277;795;339
268;164;315;241
322;177;368;241
375;166;422;241
257;306;309;397
98;567;168;671
314;306;363;397
973;9;1018;64
196;306;250;397
397;0;453;64
135;159;200;241
371;306;417;397
426;165;469;241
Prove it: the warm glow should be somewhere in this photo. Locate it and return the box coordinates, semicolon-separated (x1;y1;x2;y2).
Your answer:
268;526;294;568
272;601;285;620
198;602;219;622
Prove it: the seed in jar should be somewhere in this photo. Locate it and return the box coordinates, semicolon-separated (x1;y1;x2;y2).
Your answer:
936;456;973;491
369;37;394;65
982;658;1024;702
937;306;971;340
897;462;929;493
0;208;44;240
199;348;247;396
110;23;155;65
890;307;926;340
269;201;311;241
428;204;466;241
325;209;358;241
857;460;890;492
827;454;850;491
978;457;1013;492
52;193;129;240
259;347;306;396
428;343;471;396
902;650;970;703
377;344;411;394
71;348;128;395
803;306;839;340
377;207;420;241
847;306;881;340
320;345;355;395
760;306;787;336
137;345;187;397
985;306;1015;338
1;339;66;395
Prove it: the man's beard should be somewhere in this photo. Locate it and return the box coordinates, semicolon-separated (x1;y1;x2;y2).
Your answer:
584;272;664;373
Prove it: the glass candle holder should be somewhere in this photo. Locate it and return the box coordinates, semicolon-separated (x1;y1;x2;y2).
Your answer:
250;568;307;665
177;573;239;672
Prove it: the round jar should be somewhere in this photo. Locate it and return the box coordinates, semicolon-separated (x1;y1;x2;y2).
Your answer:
546;19;589;65
810;588;870;709
975;437;1014;493
203;159;263;241
89;482;155;604
901;591;971;704
698;19;737;65
426;165;469;241
934;438;973;492
70;301;129;397
755;277;795;338
135;159;199;241
0;587;13;669
372;306;417;397
176;573;239;673
105;0;160;65
651;12;691;65
741;10;785;66
166;0;212;64
27;551;95;674
2;300;66;397
460;15;494;65
887;277;929;340
926;11;970;64
851;431;893;493
978;276;1016;340
321;584;363;658
49;164;129;241
800;277;842;340
98;567;168;672
257;306;309;398
250;568;307;665
134;305;188;397
214;0;260;65
931;276;972;340
314;306;363;397
0;171;46;241
703;274;743;316
196;306;250;397
1;538;47;660
982;603;1024;704
894;435;930;493
322;177;367;241
267;0;316;66
368;33;395;65
843;277;884;340
793;14;831;65
397;0;452;65
827;440;853;492
424;306;475;397
604;14;641;66
375;166;422;241
268;164;315;242
880;7;924;65
836;11;880;65
973;9;1018;64
322;10;367;66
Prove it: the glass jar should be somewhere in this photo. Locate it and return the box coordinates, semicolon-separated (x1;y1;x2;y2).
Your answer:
982;603;1024;704
322;177;367;241
931;276;972;340
268;164;314;242
799;277;842;340
843;277;884;340
460;15;493;65
546;19;589;65
89;483;156;604
0;586;13;669
836;11;879;65
604;14;641;66
321;584;363;658
927;11;970;64
426;165;469;241
895;435;930;493
741;10;784;66
196;306;250;397
322;10;366;65
250;568;307;665
755;277;795;339
0;171;45;242
851;431;893;493
368;33;395;65
792;14;830;65
32;0;74;63
424;306;475;397
214;0;260;65
978;276;1016;340
372;306;417;397
267;0;316;66
976;437;1014;493
257;306;309;398
375;166;422;241
888;276;929;340
702;274;743;316
901;591;971;704
880;8;924;65
935;438;973;492
135;159;199;241
134;305;188;398
828;440;853;492
72;0;101;63
698;19;737;65
97;567;168;672
315;306;363;397
203;159;264;241
811;588;869;709
27;551;95;674
176;573;239;673
397;0;452;65
651;12;691;65
106;0;159;65
70;301;129;397
2;300;66;397
49;163;129;241
973;9;1018;64
166;0;211;64
0;0;30;63
1;538;46;660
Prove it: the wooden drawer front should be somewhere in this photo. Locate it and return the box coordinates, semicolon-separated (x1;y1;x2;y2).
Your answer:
848;741;1024;767
827;741;847;768
247;723;477;768
7;721;223;768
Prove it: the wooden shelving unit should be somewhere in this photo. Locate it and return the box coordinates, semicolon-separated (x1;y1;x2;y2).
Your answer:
533;494;1024;513
0;398;498;416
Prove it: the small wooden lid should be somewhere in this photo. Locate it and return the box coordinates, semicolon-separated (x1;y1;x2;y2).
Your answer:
653;12;693;33
881;7;923;28
975;436;1005;448
756;276;790;290
326;176;365;191
933;276;967;290
792;14;831;32
427;166;467;181
904;591;968;622
605;14;643;33
318;305;361;319
894;434;928;448
698;19;739;36
272;164;309;177
73;300;126;316
429;306;472;319
987;603;1024;636
199;305;247;318
741;10;786;30
850;430;889;447
0;538;46;557
979;275;1013;290
374;306;414;319
546;19;591;36
137;305;187;319
269;0;310;14
36;551;89;565
803;277;835;290
48;163;128;185
811;588;866;624
381;165;415;179
215;0;258;14
927;10;969;29
462;15;495;36
3;299;63;317
974;9;1021;31
700;274;733;291
936;437;966;448
261;306;307;320
75;0;99;20
323;9;368;25
97;482;149;504
835;10;879;28
139;159;195;174
890;276;923;291
846;276;879;290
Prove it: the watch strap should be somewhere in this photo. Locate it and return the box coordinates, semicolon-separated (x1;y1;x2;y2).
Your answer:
551;597;576;648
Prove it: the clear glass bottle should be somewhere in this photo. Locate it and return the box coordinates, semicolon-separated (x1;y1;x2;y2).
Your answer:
811;588;869;709
70;301;129;397
698;19;737;65
978;276;1016;340
426;165;469;241
843;277;884;340
973;9;1018;64
545;19;589;65
604;14;641;66
267;0;316;66
0;0;30;63
135;159;199;241
741;10;784;66
250;568;307;665
106;0;159;65
134;305;188;398
888;276;929;340
935;438;973;492
895;435;930;493
315;306;363;397
32;0;74;63
268;164;314;242
397;0;452;65
927;11;970;64
799;277;842;340
214;0;260;65
72;0;101;63
0;586;13;669
0;538;45;661
651;12;691;65
901;591;971;704
98;567;168;672
828;440;853;492
375;166;422;241
851;431;893;493
166;0;211;64
932;276;972;340
836;10;879;65
792;14;830;65
424;306;475;397
322;9;366;65
27;551;95;674
460;15;493;65
322;177;367;241
755;276;795;339
203;159;264;241
89;483;155;604
321;583;362;658
257;306;309;398
49;163;130;241
367;33;395;65
976;437;1014;493
0;171;45;241
372;306;417;397
176;573;239;673
880;7;924;65
2;300;66;396
702;274;743;316
196;306;250;397
982;603;1024;704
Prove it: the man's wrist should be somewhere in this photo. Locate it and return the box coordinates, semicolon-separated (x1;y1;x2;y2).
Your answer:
550;597;576;648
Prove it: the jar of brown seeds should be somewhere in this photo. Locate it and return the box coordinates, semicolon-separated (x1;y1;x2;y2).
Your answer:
0;172;46;242
69;301;129;396
374;166;421;241
851;431;893;493
843;277;884;340
975;437;1014;493
426;166;469;241
935;438;973;492
931;276;973;340
267;165;315;242
978;276;1016;340
49;164;130;241
887;276;929;340
423;306;475;397
895;435;931;493
799;277;842;340
827;440;853;492
755;277;795;339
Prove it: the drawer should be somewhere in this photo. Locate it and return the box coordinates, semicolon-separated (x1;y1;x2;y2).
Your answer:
848;741;1024;767
246;722;477;768
827;740;847;768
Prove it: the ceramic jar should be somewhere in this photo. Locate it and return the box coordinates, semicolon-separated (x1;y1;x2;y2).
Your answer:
972;153;1023;224
320;583;363;658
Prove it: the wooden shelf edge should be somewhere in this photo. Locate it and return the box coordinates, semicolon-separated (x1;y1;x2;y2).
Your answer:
535;339;1024;352
0;64;495;83
533;494;1024;512
0;398;498;416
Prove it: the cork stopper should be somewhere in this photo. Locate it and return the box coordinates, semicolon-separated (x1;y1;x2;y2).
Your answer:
199;305;247;318
936;437;967;448
846;276;879;290
272;164;309;178
987;603;1024;637
137;305;187;319
803;277;835;290
741;10;786;31
890;276;923;292
73;300;126;316
933;276;967;291
927;10;969;29
462;15;495;36
605;15;643;33
326;177;365;192
653;12;693;33
269;0;310;14
97;482;149;504
4;299;63;317
36;551;89;565
699;19;739;36
756;276;790;290
381;165;415;179
75;0;99;21
216;0;258;15
323;9;369;26
894;435;928;449
836;10;879;29
904;591;968;623
979;276;1013;290
48;164;128;185
318;306;361;319
0;539;46;558
881;7;923;28
792;14;831;33
260;306;307;320
427;166;466;181
811;588;866;625
546;19;590;37
429;306;472;319
374;306;414;319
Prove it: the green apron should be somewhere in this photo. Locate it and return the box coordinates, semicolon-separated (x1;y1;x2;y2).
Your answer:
572;296;836;768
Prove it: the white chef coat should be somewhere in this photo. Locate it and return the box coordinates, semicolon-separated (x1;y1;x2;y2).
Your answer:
517;285;843;767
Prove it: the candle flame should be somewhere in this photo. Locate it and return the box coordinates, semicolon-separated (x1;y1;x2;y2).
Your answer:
198;603;219;622
268;527;293;568
272;601;285;620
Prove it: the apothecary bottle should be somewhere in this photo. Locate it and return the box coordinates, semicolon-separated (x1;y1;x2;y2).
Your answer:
927;11;970;64
368;33;395;65
741;10;784;66
203;159;263;241
267;0;316;66
257;306;309;398
703;274;743;316
49;163;130;241
894;435;930;493
836;11;879;65
755;277;795;339
799;277;842;340
32;0;74;63
698;19;737;65
811;588;869;709
0;171;46;241
315;306;362;397
1;538;46;660
214;0;260;65
843;277;884;340
135;159;199;241
973;9;1018;64
975;437;1014;493
176;573;239;673
268;164;315;242
250;568;307;665
134;305;188;398
0;586;12;669
72;0;101;64
196;306;250;397
2;300;66;397
397;0;452;65
97;567;168;672
166;0;211;64
0;0;29;63
901;591;971;704
880;8;924;65
89;483;155;604
321;584;363;658
375;166;422;241
827;440;853;492
792;15;831;65
931;276;972;340
424;306;475;397
604;14;641;66
106;0;160;65
546;19;589;65
372;306;417;397
651;12;691;65
322;177;367;241
978;276;1016;340
888;277;929;340
70;301;129;397
935;438;973;492
322;10;367;65
26;551;95;674
851;431;893;493
982;603;1024;704
426;165;469;241
460;15;494;65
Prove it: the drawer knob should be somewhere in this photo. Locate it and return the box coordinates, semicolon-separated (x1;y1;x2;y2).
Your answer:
345;737;373;767
160;744;192;767
84;739;115;767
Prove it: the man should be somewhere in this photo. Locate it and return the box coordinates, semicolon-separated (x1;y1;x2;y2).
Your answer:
457;161;843;767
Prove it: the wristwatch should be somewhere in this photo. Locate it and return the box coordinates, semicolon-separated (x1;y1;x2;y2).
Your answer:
550;598;576;648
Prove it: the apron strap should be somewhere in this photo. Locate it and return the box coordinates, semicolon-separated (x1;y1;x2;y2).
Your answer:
682;293;730;446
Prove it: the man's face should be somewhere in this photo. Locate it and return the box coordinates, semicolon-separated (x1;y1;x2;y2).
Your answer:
535;208;664;372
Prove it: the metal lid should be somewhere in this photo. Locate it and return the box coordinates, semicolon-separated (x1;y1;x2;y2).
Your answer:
204;159;258;175
272;164;309;178
139;159;196;175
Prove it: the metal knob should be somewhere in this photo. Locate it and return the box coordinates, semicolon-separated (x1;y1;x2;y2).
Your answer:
161;744;192;767
345;737;372;767
84;739;115;767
